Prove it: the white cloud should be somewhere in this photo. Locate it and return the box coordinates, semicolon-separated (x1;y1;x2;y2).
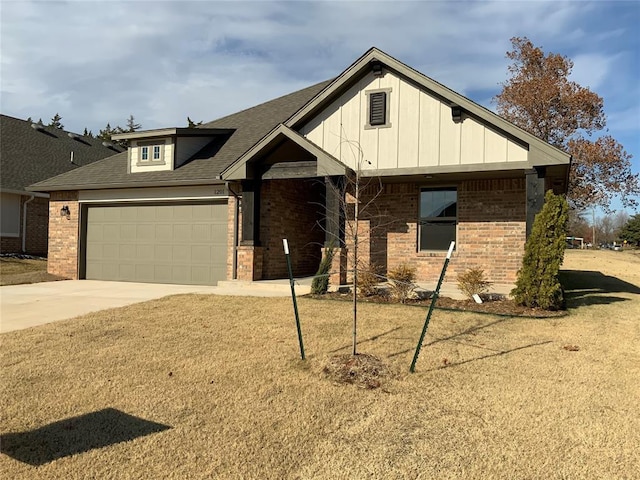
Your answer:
0;0;637;178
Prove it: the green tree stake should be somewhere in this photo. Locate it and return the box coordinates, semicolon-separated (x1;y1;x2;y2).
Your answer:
410;241;455;373
283;239;305;360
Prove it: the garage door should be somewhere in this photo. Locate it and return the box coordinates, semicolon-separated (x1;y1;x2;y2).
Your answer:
85;202;228;285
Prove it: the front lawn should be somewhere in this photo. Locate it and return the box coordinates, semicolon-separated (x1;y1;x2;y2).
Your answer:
2;253;639;479
0;256;65;286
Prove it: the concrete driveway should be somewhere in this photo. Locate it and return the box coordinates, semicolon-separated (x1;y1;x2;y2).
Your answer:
0;280;217;333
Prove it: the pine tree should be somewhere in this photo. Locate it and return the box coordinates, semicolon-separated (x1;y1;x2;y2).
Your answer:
187;116;203;128
512;191;569;310
49;113;64;129
83;127;94;138
125;114;141;132
619;215;640;246
97;123;116;142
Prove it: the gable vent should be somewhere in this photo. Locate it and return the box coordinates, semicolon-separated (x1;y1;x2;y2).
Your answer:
369;92;387;126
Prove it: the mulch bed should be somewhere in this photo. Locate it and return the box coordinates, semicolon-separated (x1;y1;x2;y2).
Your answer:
323;353;390;389
308;291;567;318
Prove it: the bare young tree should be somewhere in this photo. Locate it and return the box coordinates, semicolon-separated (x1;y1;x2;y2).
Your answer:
320;136;393;355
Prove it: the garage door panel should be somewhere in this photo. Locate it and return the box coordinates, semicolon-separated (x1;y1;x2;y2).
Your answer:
103;208;121;222
85;202;228;285
172;224;191;242
192;224;211;242
104;224;120;239
192;245;211;262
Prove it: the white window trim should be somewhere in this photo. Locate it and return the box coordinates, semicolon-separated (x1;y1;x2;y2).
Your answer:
136;140;167;166
365;88;392;129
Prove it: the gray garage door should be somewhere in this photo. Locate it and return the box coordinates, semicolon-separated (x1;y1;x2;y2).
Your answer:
85;202;228;285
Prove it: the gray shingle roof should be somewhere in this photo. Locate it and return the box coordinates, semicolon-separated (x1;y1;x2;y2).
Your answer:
1;115;121;193
29;80;332;191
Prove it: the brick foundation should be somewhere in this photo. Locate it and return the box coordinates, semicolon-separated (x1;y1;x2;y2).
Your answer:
47;191;80;279
236;246;263;281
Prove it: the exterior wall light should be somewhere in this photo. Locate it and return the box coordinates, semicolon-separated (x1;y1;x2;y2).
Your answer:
371;60;383;77
60;205;70;217
451;105;463;123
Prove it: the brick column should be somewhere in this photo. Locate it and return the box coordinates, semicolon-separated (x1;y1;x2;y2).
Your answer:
236;246;263;281
48;191;80;279
323;247;347;288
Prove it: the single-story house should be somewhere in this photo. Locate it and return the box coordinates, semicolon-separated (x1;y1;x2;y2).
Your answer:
30;48;570;287
1;115;121;256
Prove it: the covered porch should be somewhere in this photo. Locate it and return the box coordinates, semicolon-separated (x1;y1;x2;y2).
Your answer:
222;125;350;283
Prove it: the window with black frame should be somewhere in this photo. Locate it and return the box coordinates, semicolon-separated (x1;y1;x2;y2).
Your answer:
419;187;457;251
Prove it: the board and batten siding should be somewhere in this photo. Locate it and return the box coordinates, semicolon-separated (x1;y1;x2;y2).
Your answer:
299;71;528;172
130;139;174;173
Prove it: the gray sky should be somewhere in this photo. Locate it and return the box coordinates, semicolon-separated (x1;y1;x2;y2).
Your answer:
2;0;638;210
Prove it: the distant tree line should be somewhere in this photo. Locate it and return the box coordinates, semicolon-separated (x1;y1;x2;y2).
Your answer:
27;113;204;148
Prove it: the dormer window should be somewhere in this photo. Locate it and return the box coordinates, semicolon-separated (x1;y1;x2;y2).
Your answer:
137;140;166;165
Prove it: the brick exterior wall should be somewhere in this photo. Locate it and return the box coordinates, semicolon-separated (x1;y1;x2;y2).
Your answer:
47;191;80;279
259;179;324;279
39;177;525;285
351;178;526;285
236;246;263;281
1;195;50;256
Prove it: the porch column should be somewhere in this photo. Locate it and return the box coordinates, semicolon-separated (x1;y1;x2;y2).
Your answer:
525;167;546;238
324;176;347;286
241;179;261;245
324;176;344;247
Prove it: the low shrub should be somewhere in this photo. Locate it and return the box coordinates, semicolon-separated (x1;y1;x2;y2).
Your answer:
387;263;417;303
457;268;492;300
357;263;382;297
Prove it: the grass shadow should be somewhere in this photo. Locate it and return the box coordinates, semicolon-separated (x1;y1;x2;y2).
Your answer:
329;326;403;354
422;340;553;372
1;408;171;466
387;316;513;359
560;270;640;308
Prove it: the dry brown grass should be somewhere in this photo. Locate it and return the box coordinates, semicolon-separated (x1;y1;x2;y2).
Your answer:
1;250;639;478
0;257;65;286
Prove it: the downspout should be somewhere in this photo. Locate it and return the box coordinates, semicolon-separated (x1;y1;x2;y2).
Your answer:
226;182;241;280
22;195;35;253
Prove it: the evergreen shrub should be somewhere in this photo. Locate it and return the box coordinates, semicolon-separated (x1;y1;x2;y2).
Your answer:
311;245;335;294
457;268;492;300
511;190;568;310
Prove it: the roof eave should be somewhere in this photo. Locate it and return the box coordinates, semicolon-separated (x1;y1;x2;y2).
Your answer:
222;124;348;181
27;178;226;193
111;128;234;141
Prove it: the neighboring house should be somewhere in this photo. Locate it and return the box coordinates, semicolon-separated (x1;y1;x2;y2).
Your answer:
1;115;121;256
30;48;570;287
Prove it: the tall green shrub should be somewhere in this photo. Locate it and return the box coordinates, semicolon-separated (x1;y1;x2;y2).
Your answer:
311;245;336;294
512;190;569;310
